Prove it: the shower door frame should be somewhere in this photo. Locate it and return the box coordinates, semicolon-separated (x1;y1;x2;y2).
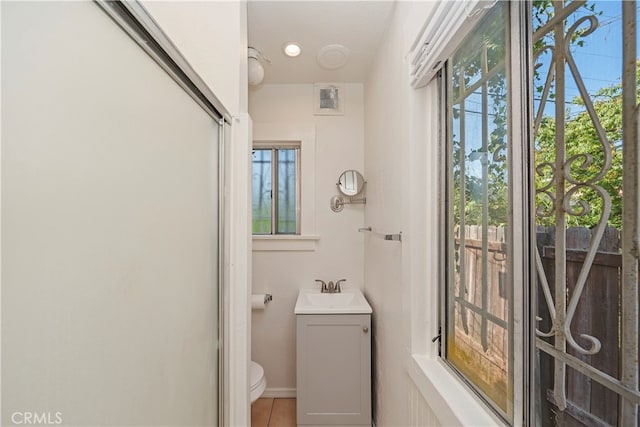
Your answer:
96;1;231;425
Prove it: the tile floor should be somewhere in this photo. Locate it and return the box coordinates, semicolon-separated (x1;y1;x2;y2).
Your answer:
251;398;296;427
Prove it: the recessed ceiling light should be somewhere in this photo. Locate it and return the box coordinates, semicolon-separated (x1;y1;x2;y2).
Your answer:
283;43;302;57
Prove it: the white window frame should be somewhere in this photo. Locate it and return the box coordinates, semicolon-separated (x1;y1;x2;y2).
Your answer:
407;2;532;426
252;123;319;252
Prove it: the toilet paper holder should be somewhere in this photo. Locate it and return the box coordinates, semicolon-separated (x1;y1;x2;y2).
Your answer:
251;293;273;311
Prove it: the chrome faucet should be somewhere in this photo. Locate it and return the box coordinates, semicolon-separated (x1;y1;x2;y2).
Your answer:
315;279;346;293
315;279;328;293
327;281;336;293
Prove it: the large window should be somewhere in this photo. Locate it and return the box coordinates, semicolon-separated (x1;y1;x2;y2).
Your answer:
252;143;300;235
443;2;514;421
439;1;640;425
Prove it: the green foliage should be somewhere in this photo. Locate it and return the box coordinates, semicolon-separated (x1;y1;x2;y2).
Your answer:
535;70;635;229
451;1;627;231
531;1;628;230
532;1;601;56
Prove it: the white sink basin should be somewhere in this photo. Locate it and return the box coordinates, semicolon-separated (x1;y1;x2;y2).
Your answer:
294;287;372;314
306;292;355;307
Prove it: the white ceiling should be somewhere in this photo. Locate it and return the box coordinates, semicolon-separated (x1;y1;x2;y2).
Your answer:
248;1;396;85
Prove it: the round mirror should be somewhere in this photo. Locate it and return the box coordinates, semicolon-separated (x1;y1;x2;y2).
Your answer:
337;170;365;197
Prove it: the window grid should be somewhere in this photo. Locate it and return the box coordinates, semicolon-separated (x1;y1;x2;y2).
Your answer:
252;144;300;235
442;2;516;423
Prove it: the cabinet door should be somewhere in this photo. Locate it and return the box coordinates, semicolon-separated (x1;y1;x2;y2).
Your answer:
297;314;371;425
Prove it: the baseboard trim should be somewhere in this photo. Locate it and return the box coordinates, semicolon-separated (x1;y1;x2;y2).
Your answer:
262;387;297;398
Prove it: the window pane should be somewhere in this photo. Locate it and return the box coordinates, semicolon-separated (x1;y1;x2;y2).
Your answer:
446;2;512;419
277;148;297;234
252;149;272;234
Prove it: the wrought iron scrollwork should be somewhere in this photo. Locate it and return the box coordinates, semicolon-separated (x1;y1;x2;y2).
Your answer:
534;2;612;357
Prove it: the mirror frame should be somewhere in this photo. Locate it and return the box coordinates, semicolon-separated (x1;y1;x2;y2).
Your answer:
336;170;366;197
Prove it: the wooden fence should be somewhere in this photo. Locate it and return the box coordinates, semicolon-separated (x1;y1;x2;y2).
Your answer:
537;226;625;427
453;225;627;425
452;225;509;412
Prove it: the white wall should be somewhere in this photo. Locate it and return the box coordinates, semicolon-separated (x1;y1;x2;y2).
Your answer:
249;84;365;394
364;2;514;425
363;2;441;425
141;0;245;116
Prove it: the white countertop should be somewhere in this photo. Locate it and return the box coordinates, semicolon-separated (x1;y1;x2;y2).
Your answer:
294;286;372;314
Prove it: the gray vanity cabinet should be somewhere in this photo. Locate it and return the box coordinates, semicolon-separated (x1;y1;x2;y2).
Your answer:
296;314;372;426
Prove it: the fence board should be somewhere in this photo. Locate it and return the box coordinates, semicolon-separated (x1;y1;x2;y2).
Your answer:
454;225;624;424
452;225;509;408
538;226;622;426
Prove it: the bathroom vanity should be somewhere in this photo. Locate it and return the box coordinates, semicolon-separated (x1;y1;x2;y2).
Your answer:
294;287;372;426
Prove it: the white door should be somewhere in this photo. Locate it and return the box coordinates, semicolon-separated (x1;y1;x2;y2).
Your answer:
2;2;221;425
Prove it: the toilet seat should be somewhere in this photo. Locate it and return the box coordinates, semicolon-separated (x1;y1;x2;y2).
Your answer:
250;361;266;403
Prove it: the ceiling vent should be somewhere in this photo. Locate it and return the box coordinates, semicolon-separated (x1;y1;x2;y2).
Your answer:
317;44;350;70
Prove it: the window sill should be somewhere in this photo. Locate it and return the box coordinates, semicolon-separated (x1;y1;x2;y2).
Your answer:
408;355;505;427
252;235;320;252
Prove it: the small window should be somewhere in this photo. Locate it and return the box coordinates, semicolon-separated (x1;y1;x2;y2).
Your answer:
252;143;300;235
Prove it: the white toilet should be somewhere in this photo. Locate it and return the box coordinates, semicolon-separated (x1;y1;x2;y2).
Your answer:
250;361;267;403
